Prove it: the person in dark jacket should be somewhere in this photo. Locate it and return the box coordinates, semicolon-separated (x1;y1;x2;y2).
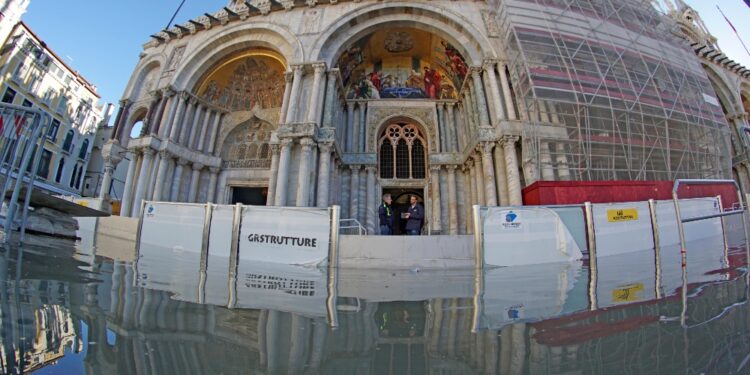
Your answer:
378;194;394;235
404;195;424;235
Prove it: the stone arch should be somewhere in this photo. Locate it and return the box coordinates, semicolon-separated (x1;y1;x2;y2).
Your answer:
121;106;149;146
218;115;276;169
123;58;164;102
741;82;750;114
701;62;742;115
312;3;494;67
171;23;303;92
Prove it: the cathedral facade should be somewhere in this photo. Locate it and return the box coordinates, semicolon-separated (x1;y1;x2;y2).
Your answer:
102;0;750;235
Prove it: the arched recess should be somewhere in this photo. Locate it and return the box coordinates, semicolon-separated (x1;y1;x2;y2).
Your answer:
170;23;302;92
124;60;163;102
373;114;436;153
218;117;275;170
121;107;148;146
701;63;741;115
313;3;494;68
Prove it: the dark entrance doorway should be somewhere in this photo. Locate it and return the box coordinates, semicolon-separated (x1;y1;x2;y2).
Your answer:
231;187;267;205
382;188;424;235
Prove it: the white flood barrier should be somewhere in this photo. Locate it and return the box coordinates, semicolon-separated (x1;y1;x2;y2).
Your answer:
591;201;653;256
654;197;722;247
138;202;206;252
481;207;583;267
239;206;331;266
477;261;584;330
136;242;202;303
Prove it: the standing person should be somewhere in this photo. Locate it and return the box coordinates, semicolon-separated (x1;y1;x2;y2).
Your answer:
379;194;394;235
404;195;424;235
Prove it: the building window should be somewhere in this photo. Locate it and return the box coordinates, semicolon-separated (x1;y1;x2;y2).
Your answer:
75;165;84;190
28;71;41;93
69;163;78;188
57;95;68;114
378;123;427;179
21;99;32;108
1;87;17;104
54;158;64;183
62;130;74;152
37;149;52;179
47;119;60;140
78;139;89;159
12;60;28;83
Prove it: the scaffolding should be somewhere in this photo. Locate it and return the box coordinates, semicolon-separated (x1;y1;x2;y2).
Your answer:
498;0;732;184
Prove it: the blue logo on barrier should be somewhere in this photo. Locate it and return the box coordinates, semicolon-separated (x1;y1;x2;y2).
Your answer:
146;205;155;218
505;211;517;223
148;205;154;214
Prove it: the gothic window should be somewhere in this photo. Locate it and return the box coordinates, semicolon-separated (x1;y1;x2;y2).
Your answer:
379;123;427;179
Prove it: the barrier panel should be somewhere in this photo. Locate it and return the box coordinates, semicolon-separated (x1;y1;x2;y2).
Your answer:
654;198;722;247
658;236;728;295
138;202;206;252
238;206;331;266
136;242;202;303
481;207;583;267
591;201;653;256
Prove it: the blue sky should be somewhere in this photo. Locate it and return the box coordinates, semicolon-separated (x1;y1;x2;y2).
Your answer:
21;0;750;114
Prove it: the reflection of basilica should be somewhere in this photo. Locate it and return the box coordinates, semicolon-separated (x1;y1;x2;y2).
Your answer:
3;238;750;374
99;0;750;236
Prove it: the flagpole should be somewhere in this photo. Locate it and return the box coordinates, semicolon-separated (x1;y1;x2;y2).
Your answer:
166;0;187;30
717;5;750;59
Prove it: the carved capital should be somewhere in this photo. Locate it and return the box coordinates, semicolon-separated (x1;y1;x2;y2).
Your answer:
349;164;361;172
284;71;294;83
180;91;191;101
141;148;156;157
312;62;327;73
300;137;315;149
430;165;441;172
176;158;190;166
192;162;205;171
465;159;474;168
318;141;334;153
479;141;495;155
500;135;519;147
280;138;294;149
446;164;458;172
482;60;496;71
209;167;220;174
158;150;171;159
270;143;281;153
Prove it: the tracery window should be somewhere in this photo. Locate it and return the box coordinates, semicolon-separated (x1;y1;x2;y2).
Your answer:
379;123;426;179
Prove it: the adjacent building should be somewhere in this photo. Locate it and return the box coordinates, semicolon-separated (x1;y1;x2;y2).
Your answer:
0;21;109;196
104;0;750;234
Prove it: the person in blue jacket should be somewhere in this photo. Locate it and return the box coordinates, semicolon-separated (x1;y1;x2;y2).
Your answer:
378;193;394;235
404;195;424;235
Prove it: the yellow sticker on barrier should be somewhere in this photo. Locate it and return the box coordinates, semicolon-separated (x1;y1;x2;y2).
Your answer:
77;201;89;207
612;283;644;302
607;208;638;222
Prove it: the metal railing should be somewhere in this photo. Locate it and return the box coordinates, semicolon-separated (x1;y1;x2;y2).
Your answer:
339;218;367;235
0;103;51;244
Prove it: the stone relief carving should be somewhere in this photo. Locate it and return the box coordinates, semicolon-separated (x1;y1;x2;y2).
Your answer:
201;57;285;112
220;118;275;169
481;11;500;38
166;46;186;72
384;31;414;53
299;8;323;34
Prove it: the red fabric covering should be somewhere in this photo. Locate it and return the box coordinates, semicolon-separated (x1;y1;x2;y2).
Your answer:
522;180;739;209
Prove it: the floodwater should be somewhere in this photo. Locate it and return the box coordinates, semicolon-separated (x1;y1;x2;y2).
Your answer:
1;226;750;374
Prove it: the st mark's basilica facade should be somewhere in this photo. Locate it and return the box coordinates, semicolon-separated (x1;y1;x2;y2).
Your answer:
101;0;750;235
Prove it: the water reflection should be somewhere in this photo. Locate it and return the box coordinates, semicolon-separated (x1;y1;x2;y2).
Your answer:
1;231;749;374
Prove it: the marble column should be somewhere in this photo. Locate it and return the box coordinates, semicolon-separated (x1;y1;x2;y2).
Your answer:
502;136;523;205
352;104;361;153
437;104;447;152
169;93;189;141
178;99;198;145
473;153;486;205
430;166;442;233
99;159;116;200
446;103;457;152
316;142;333;208
465;164;476;232
187;105;205;149
349;165;360;221
540;141;555;181
365;166;376;234
151;91;169;135
207;112;223;155
285;65;304;123
196;109;213;151
322;69;338;128
152;150;171;201
131;148;154;217
279;71;293;124
484;61;505;123
296;138;315;207
447;165;459;234
207;167;219;204
170;158;188;202
498;62;517;120
556;143;571;181
480;142;498;206
158;91;178;138
187;163;203;203
112;100;130;141
275;138;293;206
120;151;137;216
493;142;509;206
464;90;477;132
359;103;367;152
468;160;477;206
346;103;354;152
145;152;160;200
340;167;351;218
472;69;490;127
266;143;281;205
307;63;326;123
